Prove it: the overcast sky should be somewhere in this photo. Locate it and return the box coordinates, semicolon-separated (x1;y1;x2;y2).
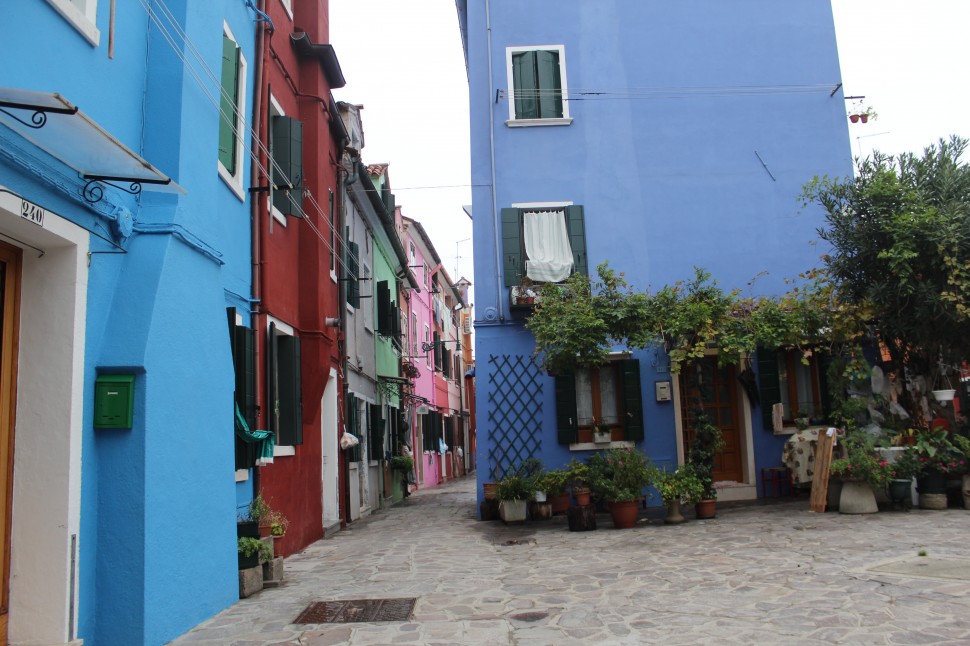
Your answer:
330;1;970;309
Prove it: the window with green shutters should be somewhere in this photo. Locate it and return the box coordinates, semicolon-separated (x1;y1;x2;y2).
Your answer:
757;348;833;431
268;322;303;446
508;46;569;121
501;205;587;288
271;115;304;216
368;403;383;462
554;359;644;444
345;394;361;463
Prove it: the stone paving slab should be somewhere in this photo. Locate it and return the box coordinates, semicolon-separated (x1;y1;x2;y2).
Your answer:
172;477;970;645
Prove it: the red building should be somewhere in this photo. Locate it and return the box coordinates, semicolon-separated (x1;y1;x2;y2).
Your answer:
249;0;348;555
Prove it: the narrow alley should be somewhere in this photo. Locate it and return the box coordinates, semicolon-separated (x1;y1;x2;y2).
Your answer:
175;478;970;645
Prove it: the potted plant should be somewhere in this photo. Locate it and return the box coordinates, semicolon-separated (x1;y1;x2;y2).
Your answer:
389;455;414;473
829;433;894;514
247;494;273;538
237;536;273;570
685;409;724;519
540;469;571;514
910;427;963;509
588;448;658;528
949;435;970;510
496;474;532;523
887;447;919;510
564;459;593;506
268;510;289;539
655;467;704;525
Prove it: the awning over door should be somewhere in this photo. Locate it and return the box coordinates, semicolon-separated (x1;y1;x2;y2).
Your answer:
0;87;185;203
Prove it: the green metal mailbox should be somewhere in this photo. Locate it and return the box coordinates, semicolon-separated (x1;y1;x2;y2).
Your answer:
94;374;135;429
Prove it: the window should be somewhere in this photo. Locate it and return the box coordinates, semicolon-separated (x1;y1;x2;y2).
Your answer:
757;348;833;431
329;190;336;276
555;359;643;445
411;313;418;356
280;0;293;19
368;403;383;462
506;45;571;125
46;0;100;46
376;281;401;343
345;228;359;309
502;205;586;288
219;25;247;198
269;95;303;220
425;325;432;369
268;322;303;446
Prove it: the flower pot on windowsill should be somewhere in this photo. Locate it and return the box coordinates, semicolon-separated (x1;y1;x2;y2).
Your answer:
593;430;611;444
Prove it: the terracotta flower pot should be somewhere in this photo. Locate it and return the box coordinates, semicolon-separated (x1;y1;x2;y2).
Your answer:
694;499;716;519
609;499;639;529
574;489;591;506
849;114;860;123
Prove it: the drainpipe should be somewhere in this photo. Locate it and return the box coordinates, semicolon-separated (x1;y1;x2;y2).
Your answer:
250;0;267;493
485;0;503;321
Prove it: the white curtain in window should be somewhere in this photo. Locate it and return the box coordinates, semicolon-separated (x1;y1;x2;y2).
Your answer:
576;368;593;425
524;210;573;283
598;366;618;424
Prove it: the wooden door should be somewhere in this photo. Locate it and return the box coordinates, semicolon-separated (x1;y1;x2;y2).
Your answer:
0;241;21;644
680;358;743;482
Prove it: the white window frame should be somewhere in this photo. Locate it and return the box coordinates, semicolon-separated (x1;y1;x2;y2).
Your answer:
218;22;248;201
268;94;287;225
46;0;100;46
505;44;572;127
280;0;293;20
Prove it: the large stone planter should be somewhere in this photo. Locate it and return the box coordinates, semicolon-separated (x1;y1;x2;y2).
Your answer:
498;499;527;524
838;480;878;514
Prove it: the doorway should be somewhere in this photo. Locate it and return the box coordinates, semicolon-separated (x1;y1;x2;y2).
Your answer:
0;241;21;644
321;369;340;532
679;357;744;482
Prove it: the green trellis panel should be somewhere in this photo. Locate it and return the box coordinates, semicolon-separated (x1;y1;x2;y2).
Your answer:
486;354;543;480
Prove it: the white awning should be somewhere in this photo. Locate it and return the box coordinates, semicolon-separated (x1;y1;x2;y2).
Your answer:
0;87;185;198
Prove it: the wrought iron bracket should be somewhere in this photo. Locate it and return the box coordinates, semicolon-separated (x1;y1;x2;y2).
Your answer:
0;99;78;130
81;174;171;205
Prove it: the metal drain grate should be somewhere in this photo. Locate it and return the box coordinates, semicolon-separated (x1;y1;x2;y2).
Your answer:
293;598;417;624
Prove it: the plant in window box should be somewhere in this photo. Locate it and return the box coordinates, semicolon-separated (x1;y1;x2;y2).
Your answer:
389;455;415;473
237;536;273;570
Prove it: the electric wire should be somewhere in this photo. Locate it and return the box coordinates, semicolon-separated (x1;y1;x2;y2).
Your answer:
140;0;363;277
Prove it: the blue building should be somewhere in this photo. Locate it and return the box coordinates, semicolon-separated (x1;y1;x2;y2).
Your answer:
0;0;258;643
456;1;854;506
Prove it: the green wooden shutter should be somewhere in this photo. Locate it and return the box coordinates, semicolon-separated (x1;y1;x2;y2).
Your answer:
565;205;587;277
268;322;279;440
277;334;303;445
555;372;578;445
501;208;523;287
234;325;256;430
390;302;401;344
272;116;304;216
219;35;240;174
757;348;781;431
512;51;538;119
535;50;563;118
433;332;441;371
369;403;383;462
346;241;360;308
619;359;644;441
377;280;390;334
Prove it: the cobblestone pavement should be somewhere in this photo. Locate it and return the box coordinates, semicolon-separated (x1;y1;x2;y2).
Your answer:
172;477;970;645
